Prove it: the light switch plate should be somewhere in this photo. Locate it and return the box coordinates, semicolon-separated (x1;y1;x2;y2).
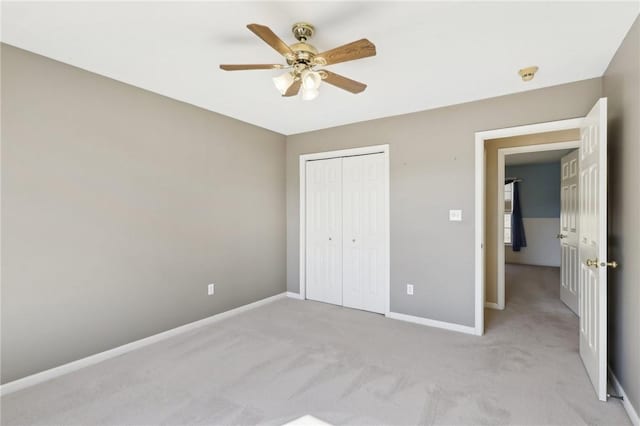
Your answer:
449;209;462;221
406;284;414;295
207;284;215;295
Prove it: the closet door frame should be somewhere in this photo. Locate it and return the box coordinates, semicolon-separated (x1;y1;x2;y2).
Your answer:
299;144;390;314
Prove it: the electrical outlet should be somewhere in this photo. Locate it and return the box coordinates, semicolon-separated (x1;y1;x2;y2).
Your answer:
207;283;215;295
406;284;414;295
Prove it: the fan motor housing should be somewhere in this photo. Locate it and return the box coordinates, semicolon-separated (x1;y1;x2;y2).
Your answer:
288;23;318;65
288;41;318;63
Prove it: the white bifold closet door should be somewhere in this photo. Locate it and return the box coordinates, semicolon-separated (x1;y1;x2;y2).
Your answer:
306;157;343;306
305;153;386;314
342;154;386;313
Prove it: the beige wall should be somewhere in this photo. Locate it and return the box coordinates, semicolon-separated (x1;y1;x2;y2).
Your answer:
484;130;579;304
287;78;602;327
1;44;287;383
603;15;640;414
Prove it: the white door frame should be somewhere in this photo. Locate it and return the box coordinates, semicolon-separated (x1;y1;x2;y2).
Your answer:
495;140;580;310
299;144;390;314
475;118;584;334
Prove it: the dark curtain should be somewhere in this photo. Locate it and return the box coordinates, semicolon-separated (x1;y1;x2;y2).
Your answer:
510;181;527;251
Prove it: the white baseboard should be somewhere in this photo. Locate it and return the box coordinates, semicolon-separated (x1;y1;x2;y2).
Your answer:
485;302;504;310
0;292;287;396
286;292;304;300
386;311;479;336
609;366;639;426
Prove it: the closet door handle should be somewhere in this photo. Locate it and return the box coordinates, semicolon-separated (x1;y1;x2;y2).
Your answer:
352;238;356;243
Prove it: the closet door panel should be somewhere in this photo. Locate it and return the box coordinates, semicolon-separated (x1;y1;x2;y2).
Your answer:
306;158;343;306
342;154;386;313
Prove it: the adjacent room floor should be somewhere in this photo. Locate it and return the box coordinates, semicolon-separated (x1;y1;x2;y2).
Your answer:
1;264;630;425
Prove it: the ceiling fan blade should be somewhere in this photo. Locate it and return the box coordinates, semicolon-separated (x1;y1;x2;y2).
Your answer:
283;79;301;97
321;70;367;94
220;64;285;71
247;24;294;57
314;39;376;66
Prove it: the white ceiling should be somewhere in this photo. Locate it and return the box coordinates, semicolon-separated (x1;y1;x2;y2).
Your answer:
506;149;575;166
2;2;638;135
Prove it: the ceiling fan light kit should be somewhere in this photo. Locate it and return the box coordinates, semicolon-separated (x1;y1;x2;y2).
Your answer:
301;69;321;90
302;87;320;101
272;72;295;95
220;22;376;100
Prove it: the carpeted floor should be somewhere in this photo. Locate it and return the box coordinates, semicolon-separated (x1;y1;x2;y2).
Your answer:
1;264;630;425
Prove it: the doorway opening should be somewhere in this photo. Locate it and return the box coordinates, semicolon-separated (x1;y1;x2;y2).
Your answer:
474;98;611;401
495;139;580;311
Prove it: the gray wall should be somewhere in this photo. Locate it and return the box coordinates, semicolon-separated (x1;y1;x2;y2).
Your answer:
505;162;561;218
603;16;640;415
1;44;287;384
504;217;561;267
287;79;602;327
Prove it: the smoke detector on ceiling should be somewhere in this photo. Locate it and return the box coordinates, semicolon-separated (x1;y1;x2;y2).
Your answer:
518;66;539;82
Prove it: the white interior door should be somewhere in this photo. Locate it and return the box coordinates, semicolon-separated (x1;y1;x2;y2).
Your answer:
578;98;609;401
306;158;343;306
560;150;579;315
342;154;386;313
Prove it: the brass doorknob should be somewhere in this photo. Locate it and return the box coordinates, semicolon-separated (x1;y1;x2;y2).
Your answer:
600;260;618;269
586;259;599;268
556;234;566;239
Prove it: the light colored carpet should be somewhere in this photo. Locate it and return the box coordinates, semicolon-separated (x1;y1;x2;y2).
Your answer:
1;265;630;425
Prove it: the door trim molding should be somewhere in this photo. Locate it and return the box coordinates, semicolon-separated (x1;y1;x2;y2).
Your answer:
299;144;390;314
496;140;580;310
474;117;584;335
484;302;502;310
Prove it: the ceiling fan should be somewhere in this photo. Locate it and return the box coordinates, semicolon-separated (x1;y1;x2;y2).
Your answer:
220;22;376;100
